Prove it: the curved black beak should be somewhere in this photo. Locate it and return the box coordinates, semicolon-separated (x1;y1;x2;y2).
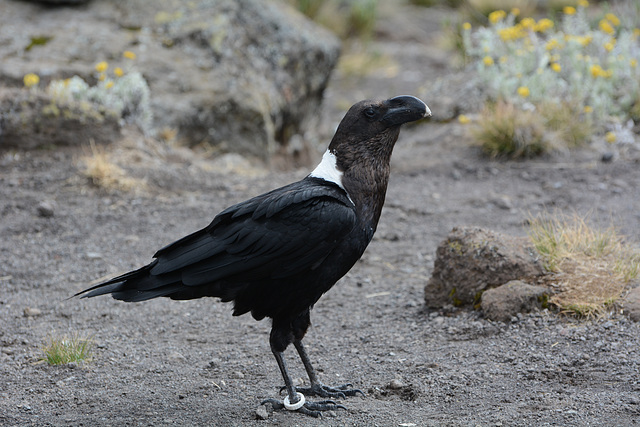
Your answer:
381;95;431;127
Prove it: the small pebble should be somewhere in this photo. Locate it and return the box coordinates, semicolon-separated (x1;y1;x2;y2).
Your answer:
255;405;269;420
388;379;405;390
37;201;55;217
23;307;42;317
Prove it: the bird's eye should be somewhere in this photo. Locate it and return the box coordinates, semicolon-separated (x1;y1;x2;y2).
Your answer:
364;108;376;118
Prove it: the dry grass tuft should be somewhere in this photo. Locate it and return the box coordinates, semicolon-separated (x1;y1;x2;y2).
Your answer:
80;141;147;193
528;213;640;317
41;333;93;365
473;101;551;159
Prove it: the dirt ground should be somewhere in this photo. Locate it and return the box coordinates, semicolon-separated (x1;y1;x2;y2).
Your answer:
2;3;640;427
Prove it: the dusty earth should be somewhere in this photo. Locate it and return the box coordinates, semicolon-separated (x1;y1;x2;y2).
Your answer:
3;3;640;427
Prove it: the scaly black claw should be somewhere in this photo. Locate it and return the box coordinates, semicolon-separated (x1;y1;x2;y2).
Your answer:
294;382;364;399
262;398;346;417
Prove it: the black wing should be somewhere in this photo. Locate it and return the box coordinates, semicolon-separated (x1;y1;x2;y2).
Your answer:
77;178;356;302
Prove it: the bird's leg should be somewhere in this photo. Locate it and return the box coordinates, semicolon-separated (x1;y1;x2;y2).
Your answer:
292;340;364;399
262;329;345;417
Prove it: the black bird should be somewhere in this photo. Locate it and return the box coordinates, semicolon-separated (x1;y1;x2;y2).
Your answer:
76;95;431;417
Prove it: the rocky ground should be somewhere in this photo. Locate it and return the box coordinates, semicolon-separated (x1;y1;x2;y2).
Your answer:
2;2;640;426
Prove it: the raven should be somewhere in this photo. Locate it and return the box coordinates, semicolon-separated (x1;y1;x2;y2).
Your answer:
76;95;430;416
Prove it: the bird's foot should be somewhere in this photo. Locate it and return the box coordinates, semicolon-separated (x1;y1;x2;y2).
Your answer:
261;396;346;418
286;382;365;399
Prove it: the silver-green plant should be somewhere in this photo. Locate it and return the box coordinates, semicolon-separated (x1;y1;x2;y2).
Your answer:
462;3;640;139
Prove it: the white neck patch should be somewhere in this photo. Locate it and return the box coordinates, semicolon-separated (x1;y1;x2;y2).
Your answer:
309;149;354;204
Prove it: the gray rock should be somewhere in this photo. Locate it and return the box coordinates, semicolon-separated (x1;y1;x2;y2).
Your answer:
37;200;55;217
0;88;122;150
623;287;640;322
425;227;545;308
0;0;340;162
255;405;269;420
481;280;550;322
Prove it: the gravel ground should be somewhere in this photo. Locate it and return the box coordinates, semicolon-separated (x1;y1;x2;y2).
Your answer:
3;2;640;426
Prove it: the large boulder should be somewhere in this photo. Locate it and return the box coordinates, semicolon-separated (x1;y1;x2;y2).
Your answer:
0;0;340;161
425;226;545;308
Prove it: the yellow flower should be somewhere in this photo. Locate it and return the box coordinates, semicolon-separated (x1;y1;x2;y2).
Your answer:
634;29;640;39
511;8;520;16
462;22;471;31
499;26;526;41
105;81;114;89
114;67;124;77
123;50;137;60
631;59;638;68
23;73;40;88
578;0;589;7
583;105;593;113
579;35;592;46
599;19;615;35
499;56;508;64
545;39;560;50
520;18;535;29
517;86;530;98
605;131;616;144
604;41;615;52
95;61;108;73
590;64;612;78
488;10;506;24
563;6;576;15
98;73;106;81
483;56;494;66
458;114;471;124
551;63;561;72
535;18;554;33
605;13;620;26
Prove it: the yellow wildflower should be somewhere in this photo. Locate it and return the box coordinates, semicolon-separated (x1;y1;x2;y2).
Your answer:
605;13;620;26
458;115;471;124
605;131;616;144
604;41;615;52
631;59;638;68
583;105;593;113
95;61;108;73
483;56;494;66
545;39;560;50
114;67;124;77
599;19;615;35
511;8;520;16
520;18;535;29
577;0;589;7
579;35;592;46
499;56;508;64
563;6;576;15
499;26;526;41
634;29;640;38
105;81;114;89
488;10;506;24
463;22;471;31
590;64;612;78
535;18;554;33
23;73;40;88
551;63;561;72
98;73;106;81
517;86;530;98
123;50;137;60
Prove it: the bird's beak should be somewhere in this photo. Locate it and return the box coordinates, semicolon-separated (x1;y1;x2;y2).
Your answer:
381;95;431;126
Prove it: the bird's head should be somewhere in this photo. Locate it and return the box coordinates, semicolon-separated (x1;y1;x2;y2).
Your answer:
328;95;431;169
